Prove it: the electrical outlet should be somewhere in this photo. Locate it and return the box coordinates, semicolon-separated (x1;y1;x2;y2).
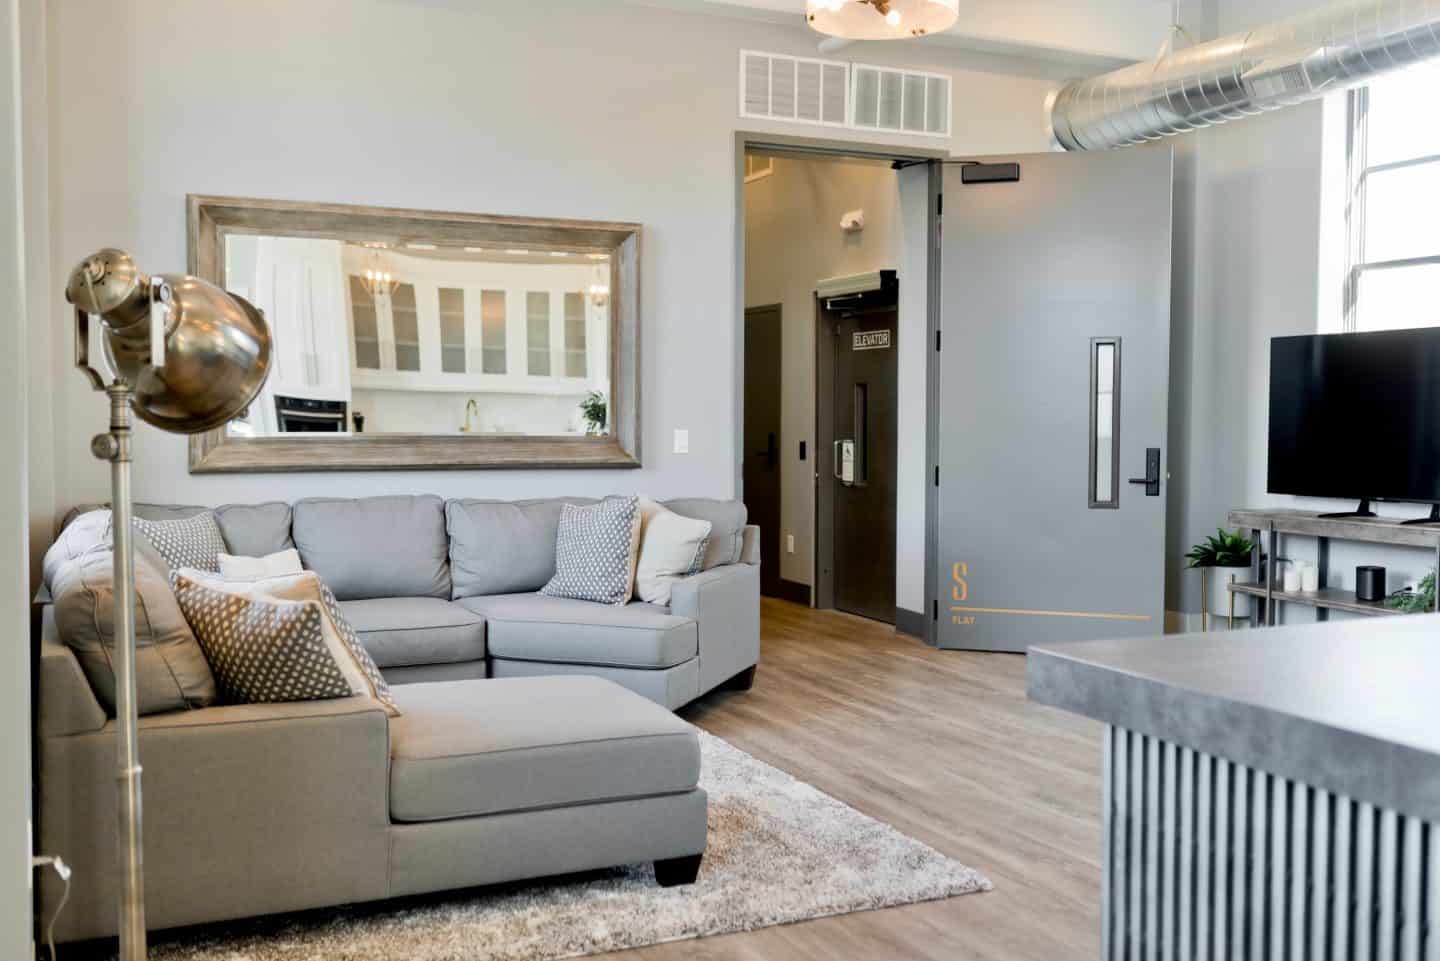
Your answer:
673;429;689;454
786;532;796;554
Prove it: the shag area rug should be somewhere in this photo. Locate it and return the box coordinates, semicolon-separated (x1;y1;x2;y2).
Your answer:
140;732;990;961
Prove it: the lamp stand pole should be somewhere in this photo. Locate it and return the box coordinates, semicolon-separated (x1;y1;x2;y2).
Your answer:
92;382;147;961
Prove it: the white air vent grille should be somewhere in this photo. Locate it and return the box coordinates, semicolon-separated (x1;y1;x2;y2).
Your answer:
741;50;849;128
851;63;951;137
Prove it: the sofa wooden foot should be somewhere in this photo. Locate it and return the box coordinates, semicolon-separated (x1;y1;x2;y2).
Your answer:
724;666;756;691
654;853;704;887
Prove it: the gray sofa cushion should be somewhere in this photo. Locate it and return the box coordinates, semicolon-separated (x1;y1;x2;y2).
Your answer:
292;495;450;600
446;498;595;599
664;499;748;570
458;593;697;669
214;501;294;557
337;597;486;669
51;548;217;715
388;676;700;822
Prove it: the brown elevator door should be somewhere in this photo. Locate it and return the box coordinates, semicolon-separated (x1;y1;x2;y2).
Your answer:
832;308;897;624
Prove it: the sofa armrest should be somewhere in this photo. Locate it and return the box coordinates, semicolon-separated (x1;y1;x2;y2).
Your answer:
669;563;760;695
38;693;392;941
740;524;760;566
38;607;106;738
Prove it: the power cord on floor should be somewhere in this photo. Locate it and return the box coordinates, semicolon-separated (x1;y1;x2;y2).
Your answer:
32;855;71;961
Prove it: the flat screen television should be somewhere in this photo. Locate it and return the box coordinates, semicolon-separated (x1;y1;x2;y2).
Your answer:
1269;329;1440;508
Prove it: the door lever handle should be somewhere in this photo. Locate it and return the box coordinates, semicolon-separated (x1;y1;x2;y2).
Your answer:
1128;447;1162;497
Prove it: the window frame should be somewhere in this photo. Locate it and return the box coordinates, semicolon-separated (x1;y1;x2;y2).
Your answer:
1344;83;1440;332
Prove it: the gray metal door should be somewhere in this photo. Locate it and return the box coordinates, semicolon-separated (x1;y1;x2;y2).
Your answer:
936;147;1173;652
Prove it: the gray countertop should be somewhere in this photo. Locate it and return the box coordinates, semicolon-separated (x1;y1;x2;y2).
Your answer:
1027;614;1440;822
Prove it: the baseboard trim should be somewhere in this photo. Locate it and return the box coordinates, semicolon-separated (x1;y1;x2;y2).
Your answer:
770;579;812;606
895;606;927;640
1165;610;1203;634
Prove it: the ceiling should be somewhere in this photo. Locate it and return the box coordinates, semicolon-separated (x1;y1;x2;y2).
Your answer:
629;0;1176;66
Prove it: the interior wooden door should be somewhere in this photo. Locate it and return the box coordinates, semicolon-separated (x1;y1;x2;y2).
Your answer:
743;305;783;598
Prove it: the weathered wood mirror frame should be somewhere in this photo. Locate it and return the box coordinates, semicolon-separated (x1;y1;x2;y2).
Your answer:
187;195;641;473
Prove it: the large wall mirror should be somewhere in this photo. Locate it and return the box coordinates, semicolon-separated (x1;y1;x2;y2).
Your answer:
187;195;640;472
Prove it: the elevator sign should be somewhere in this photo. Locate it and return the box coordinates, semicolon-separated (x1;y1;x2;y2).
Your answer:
852;329;891;351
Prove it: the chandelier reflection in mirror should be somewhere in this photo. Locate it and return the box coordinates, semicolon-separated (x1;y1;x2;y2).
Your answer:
358;244;400;298
806;0;960;39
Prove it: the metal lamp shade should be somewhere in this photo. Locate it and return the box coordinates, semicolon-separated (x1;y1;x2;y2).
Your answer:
66;249;271;433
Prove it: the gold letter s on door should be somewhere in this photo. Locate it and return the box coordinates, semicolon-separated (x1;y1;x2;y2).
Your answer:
952;562;968;603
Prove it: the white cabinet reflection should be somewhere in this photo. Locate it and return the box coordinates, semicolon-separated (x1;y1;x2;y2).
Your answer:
224;236;611;438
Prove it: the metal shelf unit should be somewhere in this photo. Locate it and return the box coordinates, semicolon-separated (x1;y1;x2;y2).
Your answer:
1226;508;1440;626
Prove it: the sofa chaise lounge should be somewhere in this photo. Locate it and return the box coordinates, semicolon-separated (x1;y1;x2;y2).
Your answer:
36;494;759;943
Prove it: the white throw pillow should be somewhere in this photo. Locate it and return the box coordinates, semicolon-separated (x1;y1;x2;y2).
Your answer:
635;497;711;606
218;548;303;580
176;568;400;717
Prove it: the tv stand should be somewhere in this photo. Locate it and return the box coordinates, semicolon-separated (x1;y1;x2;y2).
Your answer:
1320;499;1377;519
1402;504;1440;526
1226;508;1440;627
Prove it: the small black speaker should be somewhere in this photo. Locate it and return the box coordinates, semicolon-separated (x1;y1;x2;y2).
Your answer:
1356;566;1387;603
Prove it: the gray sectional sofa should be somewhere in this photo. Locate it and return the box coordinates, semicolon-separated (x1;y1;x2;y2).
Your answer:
36;494;759;943
57;494;761;708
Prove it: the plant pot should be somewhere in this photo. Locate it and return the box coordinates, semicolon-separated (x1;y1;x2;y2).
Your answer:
1202;565;1252;624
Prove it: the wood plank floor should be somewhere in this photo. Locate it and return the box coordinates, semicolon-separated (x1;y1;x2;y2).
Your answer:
616;598;1105;961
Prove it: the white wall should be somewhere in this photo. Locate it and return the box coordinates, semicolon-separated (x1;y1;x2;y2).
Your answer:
1167;0;1439;621
2;0;33;953
38;0;1070;530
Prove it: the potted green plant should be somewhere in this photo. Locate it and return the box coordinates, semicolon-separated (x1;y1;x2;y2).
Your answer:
1186;528;1256;625
1385;570;1436;614
579;391;607;436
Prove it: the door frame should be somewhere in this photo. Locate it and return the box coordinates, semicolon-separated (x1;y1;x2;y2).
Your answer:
814;292;835;612
813;280;900;617
734;131;944;637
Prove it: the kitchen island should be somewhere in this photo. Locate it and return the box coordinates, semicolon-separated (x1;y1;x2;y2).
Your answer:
1028;614;1440;961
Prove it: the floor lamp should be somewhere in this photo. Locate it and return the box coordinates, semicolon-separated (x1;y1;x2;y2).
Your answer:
64;249;272;961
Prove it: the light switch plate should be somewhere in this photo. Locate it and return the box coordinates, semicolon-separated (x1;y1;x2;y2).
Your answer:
673;429;689;454
786;532;795;554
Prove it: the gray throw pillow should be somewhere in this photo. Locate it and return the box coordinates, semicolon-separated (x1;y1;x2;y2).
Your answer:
541;497;642;606
135;512;227;572
51;546;217;716
171;572;358;705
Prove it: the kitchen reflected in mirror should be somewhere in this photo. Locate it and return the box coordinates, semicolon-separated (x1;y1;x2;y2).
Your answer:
187;196;640;472
222;238;612;439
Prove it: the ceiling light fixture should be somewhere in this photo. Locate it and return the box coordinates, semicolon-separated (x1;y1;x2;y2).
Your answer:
806;0;958;40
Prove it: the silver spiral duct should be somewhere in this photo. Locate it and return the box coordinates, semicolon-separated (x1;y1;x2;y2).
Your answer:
1049;0;1440;151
